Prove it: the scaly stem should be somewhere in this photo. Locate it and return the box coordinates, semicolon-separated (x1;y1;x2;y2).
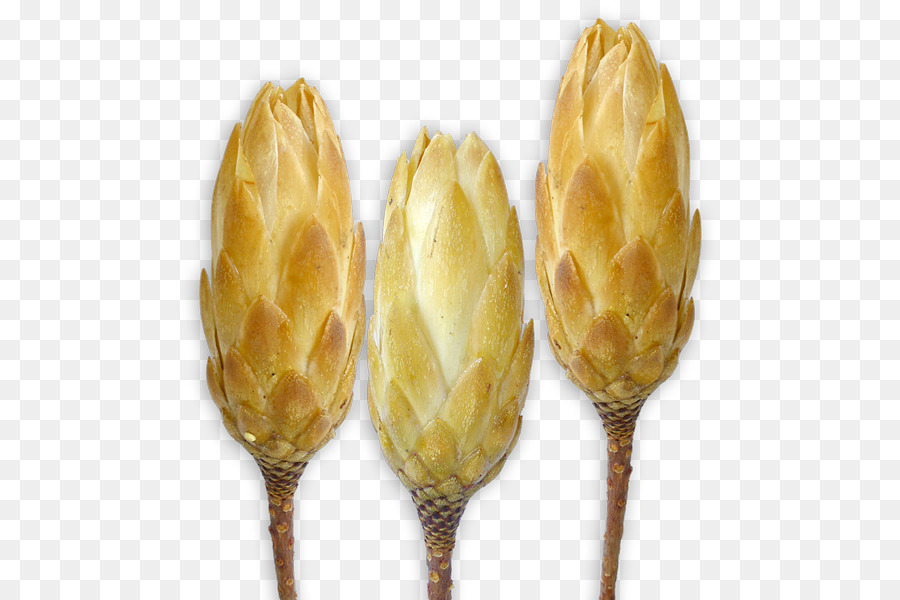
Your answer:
426;545;454;600
267;491;298;600
600;436;634;600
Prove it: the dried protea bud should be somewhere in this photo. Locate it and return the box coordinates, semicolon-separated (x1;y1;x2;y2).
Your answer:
200;79;365;600
368;128;533;600
535;21;700;599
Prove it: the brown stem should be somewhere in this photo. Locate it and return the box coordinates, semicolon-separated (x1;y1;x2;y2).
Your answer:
268;492;297;600
426;546;454;600
600;436;634;600
257;459;307;600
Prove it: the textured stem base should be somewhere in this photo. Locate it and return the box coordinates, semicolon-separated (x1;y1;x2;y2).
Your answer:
257;458;307;600
600;436;634;600
411;488;469;600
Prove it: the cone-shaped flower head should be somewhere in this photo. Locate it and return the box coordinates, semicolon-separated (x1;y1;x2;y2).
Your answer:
200;79;366;467
536;20;700;438
368;128;534;507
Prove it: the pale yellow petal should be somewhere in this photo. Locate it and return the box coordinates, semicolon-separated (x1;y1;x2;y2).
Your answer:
497;320;534;411
628;344;665;386
285;79;317;147
212;249;249;352
454;132;490;203
471;148;511;264
405;133;457;265
652;190;689;292
622;24;660;172
381;301;445;422
411;418;462;483
211;123;241;259
552;251;595;343
241;83;279;228
294;411;334;453
622;119;680;240
482;400;520;464
384;153;410;233
673;297;695;353
464;253;523;373
271;99;317;231
458;448;489;488
439;358;496;453
223;346;265;414
374;209;415;340
307;310;346;403
200;269;219;365
537;256;573;362
366;322;386;405
328;308;361;423
380;380;424;455
236;296;298;394
568;351;606;393
583;41;627;125
549;32;588;201
275;218;340;364
535;163;557;267
268;369;321;441
584;63;628;200
559;160;625;302
206;357;228;411
556;118;586;213
581;310;635;381
681;209;701;310
416;183;490;381
505;206;525;274
605;237;664;330
375;415;407;473
342;223;366;330
407;127;430;176
315;129;352;249
637;287;678;352
221;180;269;299
661;65;690;196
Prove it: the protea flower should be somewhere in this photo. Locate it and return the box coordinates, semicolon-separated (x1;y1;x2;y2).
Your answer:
368;128;533;600
535;21;700;598
200;79;365;600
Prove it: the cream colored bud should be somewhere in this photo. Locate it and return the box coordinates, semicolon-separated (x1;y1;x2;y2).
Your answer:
368;128;534;496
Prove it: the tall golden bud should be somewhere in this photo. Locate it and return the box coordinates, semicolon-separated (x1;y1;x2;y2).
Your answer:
200;79;365;600
368;128;533;600
535;21;700;599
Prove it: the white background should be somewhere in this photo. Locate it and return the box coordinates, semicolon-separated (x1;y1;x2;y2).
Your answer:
1;1;897;598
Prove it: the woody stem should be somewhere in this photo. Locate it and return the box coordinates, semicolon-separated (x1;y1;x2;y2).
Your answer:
257;459;307;600
600;436;634;600
267;491;298;600
426;544;454;600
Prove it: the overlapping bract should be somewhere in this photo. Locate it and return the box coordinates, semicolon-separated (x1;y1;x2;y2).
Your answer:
368;129;534;498
200;80;365;465
536;21;700;432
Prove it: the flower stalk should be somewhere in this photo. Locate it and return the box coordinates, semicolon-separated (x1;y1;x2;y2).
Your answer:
368;128;533;599
201;78;365;600
536;20;700;598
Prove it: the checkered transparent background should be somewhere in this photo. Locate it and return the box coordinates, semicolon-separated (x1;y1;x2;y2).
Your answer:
1;1;897;598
